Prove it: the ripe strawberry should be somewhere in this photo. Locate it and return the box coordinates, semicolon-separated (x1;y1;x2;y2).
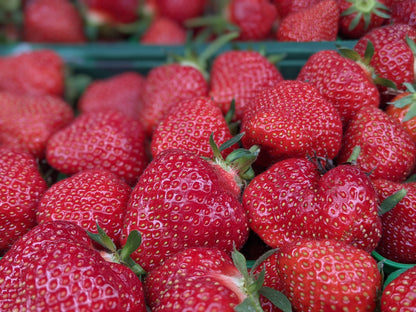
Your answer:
274;0;322;19
337;105;416;182
0;92;74;159
297;49;380;127
153;0;208;24
389;0;416;27
78;71;146;118
144;246;290;311
120;148;252;271
372;178;416;263
0;49;65;97
385;83;416;143
240;80;343;167
381;265;416;312
150;96;235;158
46;110;148;186
209;49;284;121
140;16;187;45
276;0;340;42
0;147;47;252
79;0;140;25
338;0;390;39
353;23;416;104
36;169;131;247
0;221;147;311
23;0;87;43
243;157;382;253
276;238;381;312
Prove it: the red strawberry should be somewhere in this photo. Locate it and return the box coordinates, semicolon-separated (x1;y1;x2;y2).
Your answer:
337;105;416;182
0;221;147;311
78;71;146;118
389;0;416;28
276;238;381;312
297;49;380;127
120;148;252;271
36;169;131;247
23;0;87;43
354;23;416;104
80;0;140;25
46;110;148;186
240;80;343;167
150;96;235;158
274;0;322;19
0;147;47;252
372;178;416;263
0;49;65;97
153;0;208;24
243;157;382;253
0;92;74;159
144;246;289;311
276;0;340;42
140;16;187;45
209;49;284;121
381;265;416;311
338;0;390;39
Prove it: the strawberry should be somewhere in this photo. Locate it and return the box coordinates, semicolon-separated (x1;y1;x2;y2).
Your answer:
274;0;322;19
120;147;254;271
0;92;74;159
381;265;416;312
276;0;340;42
209;49;284;121
372;178;416;263
337;105;416;182
276;238;381;312
150;96;235;158
36;168;131;247
0;221;147;311
46;110;148;186
353;23;416;104
78;71;146;118
0;49;65;97
297;49;380;127
240;80;343;167
338;0;390;39
79;0;140;25
23;0;87;43
140;16;187;45
0;147;47;252
389;0;416;27
144;246;290;311
385;83;416;143
243;157;382;253
153;0;208;24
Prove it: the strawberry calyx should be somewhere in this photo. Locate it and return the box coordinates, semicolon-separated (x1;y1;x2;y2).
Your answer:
340;0;390;31
388;82;416;121
378;188;407;215
88;222;146;277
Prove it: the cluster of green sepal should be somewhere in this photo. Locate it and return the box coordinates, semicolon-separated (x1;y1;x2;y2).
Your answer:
341;0;390;31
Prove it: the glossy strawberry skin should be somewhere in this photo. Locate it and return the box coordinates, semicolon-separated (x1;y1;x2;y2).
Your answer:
243;158;382;253
297;49;380;127
381;265;416;312
277;239;381;312
390;0;416;27
80;0;140;24
36;169;131;247
121;149;249;271
23;0;86;43
140;16;187;45
337;105;416;182
154;0;208;23
0;221;146;311
240;80;343;167
78;72;146;118
0;147;47;251
151;96;235;158
138;63;209;137
275;0;322;19
372;178;416;263
276;0;340;42
46;110;148;186
0;50;65;97
144;247;244;311
226;0;278;40
209;50;284;121
0;92;74;159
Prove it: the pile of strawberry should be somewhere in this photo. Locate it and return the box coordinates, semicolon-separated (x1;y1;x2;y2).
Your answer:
1;21;416;311
0;0;415;44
